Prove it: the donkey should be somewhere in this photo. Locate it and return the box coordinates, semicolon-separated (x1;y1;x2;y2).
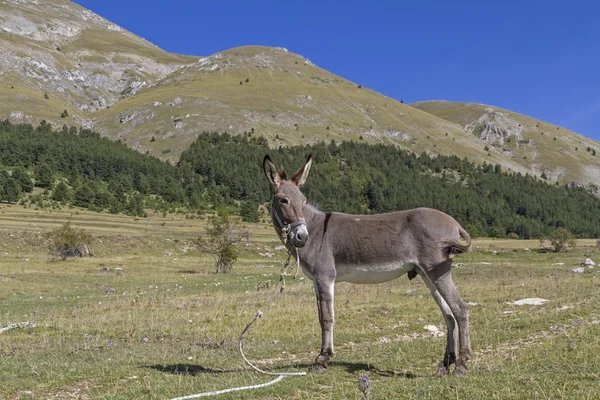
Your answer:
263;154;473;376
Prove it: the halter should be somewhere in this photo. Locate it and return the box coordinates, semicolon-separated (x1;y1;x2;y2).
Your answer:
272;206;306;246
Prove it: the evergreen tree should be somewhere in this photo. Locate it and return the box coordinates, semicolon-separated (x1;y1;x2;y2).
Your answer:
12;167;34;192
240;199;261;222
52;181;71;202
73;182;95;208
1;177;21;202
34;164;54;188
126;193;146;217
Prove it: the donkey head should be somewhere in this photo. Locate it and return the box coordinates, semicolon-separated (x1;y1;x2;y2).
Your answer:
263;154;312;248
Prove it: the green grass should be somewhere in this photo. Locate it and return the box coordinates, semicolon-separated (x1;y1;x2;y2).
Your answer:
1;205;599;399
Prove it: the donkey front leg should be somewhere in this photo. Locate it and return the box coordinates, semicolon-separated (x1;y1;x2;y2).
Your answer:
311;278;335;374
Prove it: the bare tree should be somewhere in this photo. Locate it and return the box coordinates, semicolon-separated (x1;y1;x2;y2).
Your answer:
197;208;249;273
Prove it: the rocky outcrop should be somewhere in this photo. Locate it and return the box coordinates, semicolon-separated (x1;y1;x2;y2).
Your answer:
465;108;523;146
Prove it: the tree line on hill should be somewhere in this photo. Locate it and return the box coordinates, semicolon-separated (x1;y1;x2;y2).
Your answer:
1;119;599;238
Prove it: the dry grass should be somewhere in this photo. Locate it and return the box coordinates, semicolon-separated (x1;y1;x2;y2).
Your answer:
1;205;599;399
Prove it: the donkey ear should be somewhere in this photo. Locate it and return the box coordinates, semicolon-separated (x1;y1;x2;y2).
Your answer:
292;154;312;187
263;155;282;187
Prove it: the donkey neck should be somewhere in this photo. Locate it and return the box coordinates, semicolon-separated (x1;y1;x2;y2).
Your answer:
303;203;325;233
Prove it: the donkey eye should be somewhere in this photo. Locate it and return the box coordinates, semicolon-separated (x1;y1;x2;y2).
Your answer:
280;198;289;205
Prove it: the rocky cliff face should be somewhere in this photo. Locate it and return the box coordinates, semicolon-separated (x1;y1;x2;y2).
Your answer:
0;0;195;127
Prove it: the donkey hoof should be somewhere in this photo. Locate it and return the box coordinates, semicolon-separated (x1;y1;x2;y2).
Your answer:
453;365;467;377
434;365;450;377
309;364;328;374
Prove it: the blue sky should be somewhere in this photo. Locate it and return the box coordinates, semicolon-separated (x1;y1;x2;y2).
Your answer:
74;0;600;142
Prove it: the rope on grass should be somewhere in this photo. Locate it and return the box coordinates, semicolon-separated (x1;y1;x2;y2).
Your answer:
169;249;305;399
0;321;36;334
169;375;285;400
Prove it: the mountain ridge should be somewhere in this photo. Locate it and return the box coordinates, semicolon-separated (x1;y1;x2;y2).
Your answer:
1;0;598;188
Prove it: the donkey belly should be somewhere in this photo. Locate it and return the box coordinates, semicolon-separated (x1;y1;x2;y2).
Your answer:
335;261;415;284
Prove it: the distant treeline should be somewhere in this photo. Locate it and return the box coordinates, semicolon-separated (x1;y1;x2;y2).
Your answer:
1;120;599;238
0;120;197;216
180;132;600;238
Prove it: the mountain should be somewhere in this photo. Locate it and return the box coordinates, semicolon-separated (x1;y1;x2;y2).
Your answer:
1;0;599;188
412;101;600;187
0;0;195;126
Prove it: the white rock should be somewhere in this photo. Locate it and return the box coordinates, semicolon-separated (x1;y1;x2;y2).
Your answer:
571;267;585;273
511;298;549;306
477;262;491;265
582;258;595;267
423;325;439;332
466;301;478;306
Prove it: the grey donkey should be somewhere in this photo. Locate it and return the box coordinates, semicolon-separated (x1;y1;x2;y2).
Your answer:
263;154;472;376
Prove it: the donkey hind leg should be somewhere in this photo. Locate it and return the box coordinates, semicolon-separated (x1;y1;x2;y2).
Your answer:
419;269;457;376
431;266;471;376
311;279;335;374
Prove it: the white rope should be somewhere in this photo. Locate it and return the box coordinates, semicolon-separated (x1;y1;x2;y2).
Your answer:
0;321;36;334
238;311;306;377
169;249;305;399
169;375;285;400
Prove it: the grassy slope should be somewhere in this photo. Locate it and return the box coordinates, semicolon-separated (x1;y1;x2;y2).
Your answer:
1;204;599;399
95;46;521;173
413;101;600;185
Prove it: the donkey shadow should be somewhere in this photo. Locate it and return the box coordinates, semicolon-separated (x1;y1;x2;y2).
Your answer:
144;361;420;378
144;364;241;376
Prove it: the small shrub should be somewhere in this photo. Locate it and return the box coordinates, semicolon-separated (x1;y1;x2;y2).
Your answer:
45;220;92;260
196;208;248;273
60;109;68;118
542;227;577;252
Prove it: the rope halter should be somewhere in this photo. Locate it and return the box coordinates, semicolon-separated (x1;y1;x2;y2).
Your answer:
271;206;306;246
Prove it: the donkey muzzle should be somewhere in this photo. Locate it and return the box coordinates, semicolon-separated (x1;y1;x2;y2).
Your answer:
289;220;309;248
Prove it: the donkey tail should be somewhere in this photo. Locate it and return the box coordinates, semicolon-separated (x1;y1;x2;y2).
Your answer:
441;226;472;257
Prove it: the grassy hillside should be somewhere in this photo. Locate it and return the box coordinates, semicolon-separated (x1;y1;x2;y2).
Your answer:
413;101;600;187
93;46;506;169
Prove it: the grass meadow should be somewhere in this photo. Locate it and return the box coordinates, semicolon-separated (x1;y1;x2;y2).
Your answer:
1;205;599;399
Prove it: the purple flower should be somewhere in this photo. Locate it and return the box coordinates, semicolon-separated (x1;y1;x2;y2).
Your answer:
358;373;371;398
